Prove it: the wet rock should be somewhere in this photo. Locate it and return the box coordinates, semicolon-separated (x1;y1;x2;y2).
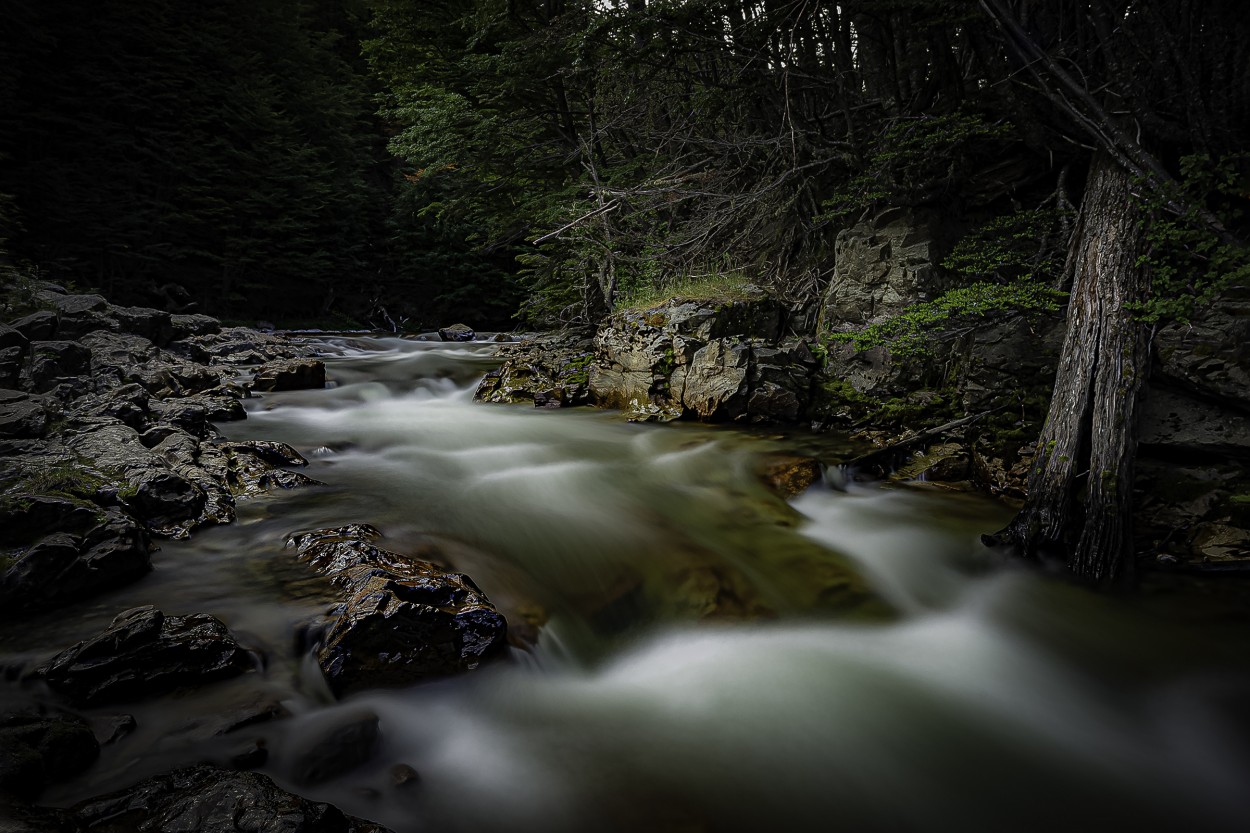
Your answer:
288;707;380;785
68;766;389;833
316;575;508;696
25;340;92;393
9;310;58;342
70;383;150;430
287;526;508;696
475;330;595;408
438;323;475;342
0;710;99;801
45;294;114;340
249;358;326;392
36;606;253;706
65;423;206;534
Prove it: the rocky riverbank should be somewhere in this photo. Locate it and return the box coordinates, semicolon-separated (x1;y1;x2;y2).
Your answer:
475;219;1250;575
0;285;513;830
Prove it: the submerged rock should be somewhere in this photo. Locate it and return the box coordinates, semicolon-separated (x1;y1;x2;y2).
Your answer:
35;606;253;706
0;710;99;802
68;766;390;833
287;526;508;696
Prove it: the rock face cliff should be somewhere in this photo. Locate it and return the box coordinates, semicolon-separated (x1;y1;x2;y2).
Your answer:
479;293;821;424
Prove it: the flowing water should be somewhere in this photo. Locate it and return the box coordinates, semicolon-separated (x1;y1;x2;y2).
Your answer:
7;337;1250;832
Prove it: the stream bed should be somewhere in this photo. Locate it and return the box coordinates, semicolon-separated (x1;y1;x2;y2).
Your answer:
7;336;1250;832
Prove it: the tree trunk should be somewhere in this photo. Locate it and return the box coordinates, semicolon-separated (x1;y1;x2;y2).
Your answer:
986;150;1151;586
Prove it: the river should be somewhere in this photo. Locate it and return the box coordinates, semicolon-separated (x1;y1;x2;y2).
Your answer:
11;336;1250;832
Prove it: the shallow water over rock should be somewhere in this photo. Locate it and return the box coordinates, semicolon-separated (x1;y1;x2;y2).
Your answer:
5;336;1250;831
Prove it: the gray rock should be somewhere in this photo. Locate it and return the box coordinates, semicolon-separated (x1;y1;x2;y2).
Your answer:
169;313;222;340
9;310;58;342
0;345;24;388
0;493;102;547
1155;295;1250;413
176;327;313;366
474;331;595;408
249;358;325;392
107;304;173;345
819;207;946;328
65;423;207;534
681;338;751;419
36;606;252;706
1140;386;1250;457
0;323;27;353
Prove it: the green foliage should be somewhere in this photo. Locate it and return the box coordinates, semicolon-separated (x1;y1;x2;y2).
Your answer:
827;281;1065;357
943;206;1068;284
1132;154;1250;324
826;204;1068;357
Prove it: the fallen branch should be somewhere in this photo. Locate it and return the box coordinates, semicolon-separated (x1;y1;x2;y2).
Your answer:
843;408;999;476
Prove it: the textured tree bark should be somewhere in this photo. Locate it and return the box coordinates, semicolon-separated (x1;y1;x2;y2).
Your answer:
986;150;1150;586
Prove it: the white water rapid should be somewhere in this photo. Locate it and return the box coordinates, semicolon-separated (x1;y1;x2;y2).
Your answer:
15;336;1250;832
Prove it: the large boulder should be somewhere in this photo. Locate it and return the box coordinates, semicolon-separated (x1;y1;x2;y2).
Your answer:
438;323;476;342
66;423;207;534
583;294;815;423
286;525;508;696
35;606;253;706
